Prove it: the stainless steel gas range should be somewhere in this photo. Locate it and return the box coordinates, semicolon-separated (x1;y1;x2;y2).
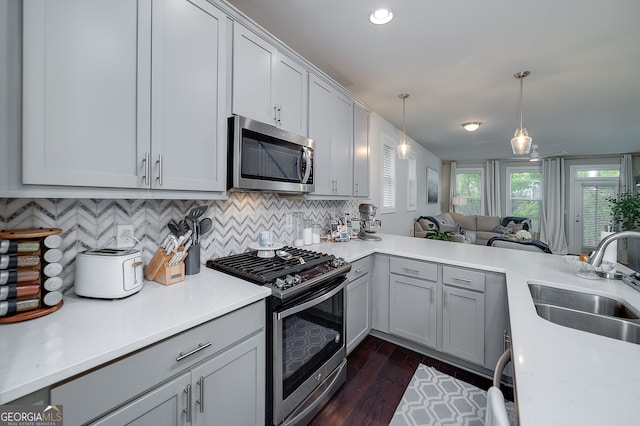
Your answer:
207;247;351;426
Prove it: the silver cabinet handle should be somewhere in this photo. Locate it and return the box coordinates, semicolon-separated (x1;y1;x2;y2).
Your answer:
196;376;204;413
273;105;278;123
141;152;149;185
452;277;472;285
355;267;366;274
402;268;419;275
183;384;192;422
176;342;212;361
155;154;162;186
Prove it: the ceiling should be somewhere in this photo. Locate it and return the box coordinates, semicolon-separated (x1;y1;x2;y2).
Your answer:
225;0;640;161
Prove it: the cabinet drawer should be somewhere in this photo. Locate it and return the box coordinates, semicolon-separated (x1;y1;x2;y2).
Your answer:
442;266;485;292
347;256;371;281
51;301;265;425
390;257;437;281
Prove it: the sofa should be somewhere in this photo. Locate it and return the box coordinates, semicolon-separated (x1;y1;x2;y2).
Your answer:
414;212;532;246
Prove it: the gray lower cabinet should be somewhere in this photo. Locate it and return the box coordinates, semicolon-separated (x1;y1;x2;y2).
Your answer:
346;256;372;354
383;257;508;373
441;266;486;365
50;301;265;425
94;332;265;426
389;258;439;348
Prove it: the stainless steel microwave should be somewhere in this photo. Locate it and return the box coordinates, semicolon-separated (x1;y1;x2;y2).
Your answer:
227;115;314;193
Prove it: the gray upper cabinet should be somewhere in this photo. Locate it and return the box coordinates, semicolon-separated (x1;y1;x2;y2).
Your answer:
232;23;308;136
22;0;227;192
353;102;370;197
308;73;353;197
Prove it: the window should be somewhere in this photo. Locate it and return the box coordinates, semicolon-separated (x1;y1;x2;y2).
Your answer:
381;135;396;213
455;168;483;215
507;167;541;231
407;154;417;211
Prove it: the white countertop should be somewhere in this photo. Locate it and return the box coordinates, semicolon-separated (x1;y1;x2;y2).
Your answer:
0;268;270;404
313;234;640;426
2;234;639;425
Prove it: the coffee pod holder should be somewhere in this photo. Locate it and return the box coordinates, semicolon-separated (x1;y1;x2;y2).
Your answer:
145;247;187;285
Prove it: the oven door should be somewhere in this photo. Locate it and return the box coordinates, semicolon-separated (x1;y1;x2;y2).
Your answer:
273;276;346;425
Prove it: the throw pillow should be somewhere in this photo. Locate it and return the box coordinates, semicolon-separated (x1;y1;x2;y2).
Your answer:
440;223;461;234
506;221;524;233
492;225;511;235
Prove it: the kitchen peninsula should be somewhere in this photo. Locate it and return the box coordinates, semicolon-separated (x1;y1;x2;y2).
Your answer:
2;234;639;425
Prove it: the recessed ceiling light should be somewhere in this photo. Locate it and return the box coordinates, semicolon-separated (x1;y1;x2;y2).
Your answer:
369;8;394;25
462;122;481;132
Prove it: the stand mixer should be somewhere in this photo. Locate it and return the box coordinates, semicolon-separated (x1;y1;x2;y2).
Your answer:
357;203;382;241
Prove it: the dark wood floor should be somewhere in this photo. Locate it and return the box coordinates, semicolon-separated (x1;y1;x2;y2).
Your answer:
309;335;507;426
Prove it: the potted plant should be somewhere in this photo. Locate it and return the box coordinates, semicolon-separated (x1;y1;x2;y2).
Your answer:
607;190;640;231
424;223;453;241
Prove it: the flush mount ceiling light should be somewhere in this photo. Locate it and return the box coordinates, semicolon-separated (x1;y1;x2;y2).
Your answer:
529;145;540;161
369;8;394;25
510;71;533;155
462;122;481;132
398;93;411;159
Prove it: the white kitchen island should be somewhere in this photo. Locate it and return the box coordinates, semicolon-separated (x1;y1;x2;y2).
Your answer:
2;233;639;425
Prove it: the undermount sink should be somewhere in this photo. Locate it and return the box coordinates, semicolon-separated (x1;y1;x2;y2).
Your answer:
528;283;640;345
528;283;640;319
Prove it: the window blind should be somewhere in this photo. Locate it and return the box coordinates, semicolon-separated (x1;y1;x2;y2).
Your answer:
407;156;417;210
581;183;616;252
382;141;395;211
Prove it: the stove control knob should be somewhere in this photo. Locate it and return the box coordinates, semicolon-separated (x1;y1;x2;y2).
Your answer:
274;278;286;289
330;257;345;268
285;275;295;286
293;274;302;285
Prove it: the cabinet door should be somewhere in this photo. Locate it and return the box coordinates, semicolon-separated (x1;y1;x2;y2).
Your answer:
346;273;371;354
332;92;354;196
150;0;227;191
22;0;147;188
93;372;190;426
390;274;437;348
276;55;308;136
442;285;485;365
308;74;334;195
191;332;265;426
232;24;276;125
353;102;370;197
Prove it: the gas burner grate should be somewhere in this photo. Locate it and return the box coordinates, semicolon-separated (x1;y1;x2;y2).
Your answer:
206;246;334;285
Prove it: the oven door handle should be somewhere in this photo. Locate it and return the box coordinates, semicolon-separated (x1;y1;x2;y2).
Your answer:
277;281;345;321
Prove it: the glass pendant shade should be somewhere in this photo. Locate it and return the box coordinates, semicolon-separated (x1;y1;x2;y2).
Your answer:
511;128;532;155
397;139;410;159
398;93;411;159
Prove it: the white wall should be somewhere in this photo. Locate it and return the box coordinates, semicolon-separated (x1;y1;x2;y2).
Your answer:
368;113;442;236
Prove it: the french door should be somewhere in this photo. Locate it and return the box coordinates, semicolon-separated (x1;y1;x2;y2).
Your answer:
570;180;618;254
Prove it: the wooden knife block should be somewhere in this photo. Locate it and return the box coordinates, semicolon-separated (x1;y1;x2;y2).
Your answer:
145;247;186;285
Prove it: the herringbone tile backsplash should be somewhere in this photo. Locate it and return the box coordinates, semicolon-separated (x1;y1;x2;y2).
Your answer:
0;194;359;292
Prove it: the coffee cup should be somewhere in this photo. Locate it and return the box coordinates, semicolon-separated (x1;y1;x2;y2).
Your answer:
259;231;273;247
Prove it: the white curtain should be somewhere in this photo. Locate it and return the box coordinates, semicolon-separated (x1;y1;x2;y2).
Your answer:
540;158;569;254
484;160;501;216
449;161;457;212
620;154;634;193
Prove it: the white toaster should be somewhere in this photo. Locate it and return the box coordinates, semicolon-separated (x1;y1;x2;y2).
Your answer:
75;248;144;299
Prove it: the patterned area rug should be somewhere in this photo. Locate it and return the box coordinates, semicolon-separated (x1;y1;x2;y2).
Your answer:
389;364;516;426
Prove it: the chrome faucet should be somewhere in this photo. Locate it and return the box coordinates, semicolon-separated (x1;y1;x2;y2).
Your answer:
588;230;640;267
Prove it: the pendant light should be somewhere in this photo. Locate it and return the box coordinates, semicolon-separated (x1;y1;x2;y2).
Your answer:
398;93;411;159
510;71;532;155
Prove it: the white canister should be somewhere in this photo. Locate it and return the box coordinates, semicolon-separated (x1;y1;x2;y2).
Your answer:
303;220;313;245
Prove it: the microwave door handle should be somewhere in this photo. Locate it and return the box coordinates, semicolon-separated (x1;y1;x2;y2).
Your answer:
301;147;312;184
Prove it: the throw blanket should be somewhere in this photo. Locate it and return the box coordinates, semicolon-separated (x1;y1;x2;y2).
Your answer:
487;236;552;253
